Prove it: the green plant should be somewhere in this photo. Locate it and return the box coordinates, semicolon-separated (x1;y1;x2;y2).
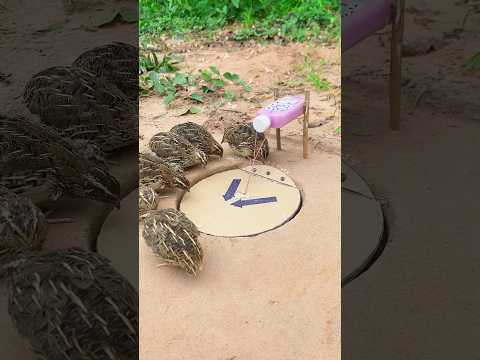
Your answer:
140;0;340;43
139;55;251;106
465;51;480;71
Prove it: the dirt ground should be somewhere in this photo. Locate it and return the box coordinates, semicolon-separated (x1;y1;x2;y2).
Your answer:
140;42;341;359
342;1;480;358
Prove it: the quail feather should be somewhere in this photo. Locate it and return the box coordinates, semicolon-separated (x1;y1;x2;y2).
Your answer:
72;42;138;101
0;187;47;269
23;65;138;154
139;152;190;192
5;247;138;360
222;122;269;161
148;132;207;169
0;114;120;207
138;186;159;217
170;122;223;158
143;208;203;276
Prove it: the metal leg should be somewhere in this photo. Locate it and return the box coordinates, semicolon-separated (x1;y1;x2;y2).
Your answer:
389;0;406;130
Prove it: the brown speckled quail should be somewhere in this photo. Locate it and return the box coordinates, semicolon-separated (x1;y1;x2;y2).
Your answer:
170;122;223;158
139;186;160;217
139;152;190;192
0;187;47;269
143;208;203;276
0;114;120;208
148;132;207;169
5;247;138;360
72;42;138;101
222;123;269;161
23;66;138;154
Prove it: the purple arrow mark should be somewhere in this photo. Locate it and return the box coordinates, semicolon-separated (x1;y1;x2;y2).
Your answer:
223;178;241;201
231;196;278;208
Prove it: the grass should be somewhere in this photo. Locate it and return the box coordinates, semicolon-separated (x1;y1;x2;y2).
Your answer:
140;0;339;43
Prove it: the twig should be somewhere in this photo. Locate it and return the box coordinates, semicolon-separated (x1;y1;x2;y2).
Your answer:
413;85;429;111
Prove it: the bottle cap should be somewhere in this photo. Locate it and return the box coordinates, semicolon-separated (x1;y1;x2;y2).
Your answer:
253;115;271;133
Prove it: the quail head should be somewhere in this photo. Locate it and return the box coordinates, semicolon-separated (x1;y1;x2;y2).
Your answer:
139;186;159;217
170;122;223;158
222;122;269;161
140;152;190;192
148;132;207;169
0;187;47;270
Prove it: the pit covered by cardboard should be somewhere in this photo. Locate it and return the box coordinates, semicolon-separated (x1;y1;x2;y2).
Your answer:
180;165;301;237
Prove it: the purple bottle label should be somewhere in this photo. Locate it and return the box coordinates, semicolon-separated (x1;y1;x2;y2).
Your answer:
265;97;299;113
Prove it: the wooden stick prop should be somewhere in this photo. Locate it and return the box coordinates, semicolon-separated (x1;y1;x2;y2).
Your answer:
274;88;281;151
303;90;310;159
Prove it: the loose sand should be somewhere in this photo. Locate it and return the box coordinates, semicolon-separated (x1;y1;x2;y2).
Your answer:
139;42;340;360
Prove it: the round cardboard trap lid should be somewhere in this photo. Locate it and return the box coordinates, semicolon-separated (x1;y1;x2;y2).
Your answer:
342;161;385;285
97;189;139;289
180;165;302;237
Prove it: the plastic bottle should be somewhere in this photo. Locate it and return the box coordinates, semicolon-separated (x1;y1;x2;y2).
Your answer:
253;95;305;133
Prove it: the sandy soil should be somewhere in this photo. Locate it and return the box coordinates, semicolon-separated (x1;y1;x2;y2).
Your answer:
0;1;138;358
140;42;340;360
342;1;480;358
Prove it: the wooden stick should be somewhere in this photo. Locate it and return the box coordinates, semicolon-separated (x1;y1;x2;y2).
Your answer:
273;88;281;151
389;0;406;130
303;90;310;159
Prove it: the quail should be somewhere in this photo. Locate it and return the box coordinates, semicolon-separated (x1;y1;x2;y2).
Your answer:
72;42;138;101
23;65;138;154
222;122;269;161
170;122;223;158
0;114;120;208
148;132;207;169
5;247;138;360
139;152;190;192
143;208;203;276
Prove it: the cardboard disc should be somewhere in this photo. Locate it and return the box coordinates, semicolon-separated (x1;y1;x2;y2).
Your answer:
342;161;385;284
180;165;301;237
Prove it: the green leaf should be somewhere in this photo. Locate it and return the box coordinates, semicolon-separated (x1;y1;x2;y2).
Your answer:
232;0;240;8
201;85;214;93
190;93;204;103
159;55;179;73
223;72;240;82
223;90;236;101
238;80;252;92
210;65;220;75
465;52;480;71
173;73;188;86
164;92;175;105
211;78;225;88
200;70;212;82
176;106;200;116
119;6;138;23
94;9;119;27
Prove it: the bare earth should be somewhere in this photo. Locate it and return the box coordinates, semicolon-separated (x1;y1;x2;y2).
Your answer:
140;42;341;360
